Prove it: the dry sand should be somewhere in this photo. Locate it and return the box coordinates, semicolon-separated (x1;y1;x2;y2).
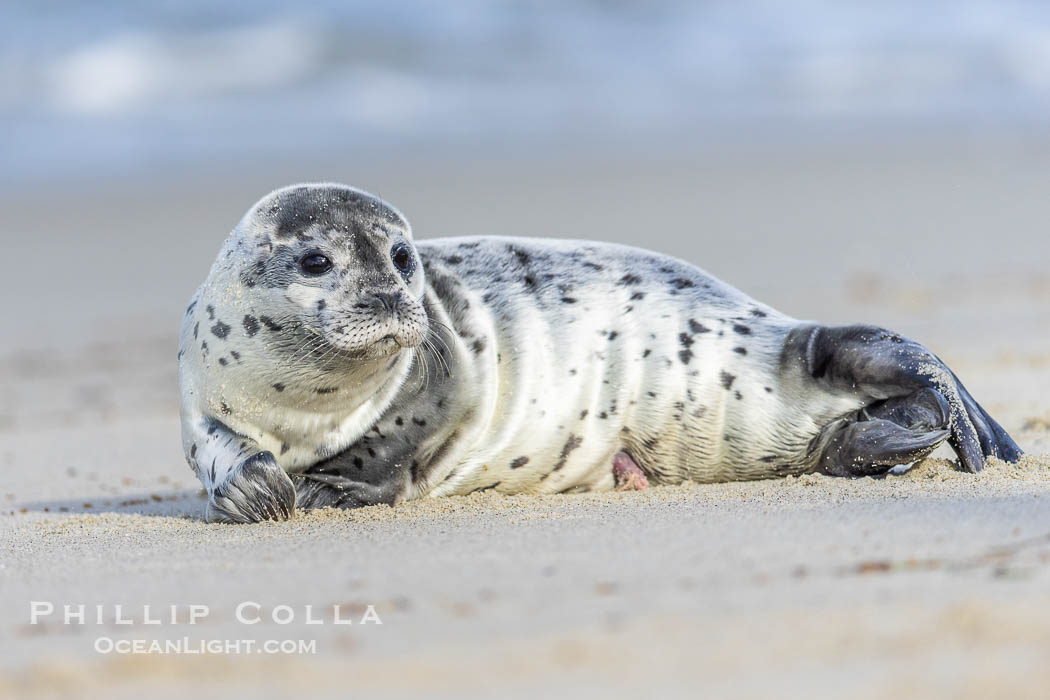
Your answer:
1;143;1049;698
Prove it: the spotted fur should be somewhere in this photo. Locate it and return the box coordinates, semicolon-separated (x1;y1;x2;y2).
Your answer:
178;183;1015;523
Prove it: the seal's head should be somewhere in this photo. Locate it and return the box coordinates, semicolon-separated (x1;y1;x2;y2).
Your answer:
223;183;427;363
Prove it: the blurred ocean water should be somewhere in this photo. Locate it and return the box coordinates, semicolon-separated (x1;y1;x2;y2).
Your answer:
2;0;1050;183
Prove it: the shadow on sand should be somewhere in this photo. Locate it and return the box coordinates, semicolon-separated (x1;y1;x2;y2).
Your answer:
14;489;207;519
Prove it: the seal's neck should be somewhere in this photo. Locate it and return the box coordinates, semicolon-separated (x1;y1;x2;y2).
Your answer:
267;346;416;416
226;348;419;469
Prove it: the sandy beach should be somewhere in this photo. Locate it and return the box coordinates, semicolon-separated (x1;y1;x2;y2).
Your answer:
2;143;1050;698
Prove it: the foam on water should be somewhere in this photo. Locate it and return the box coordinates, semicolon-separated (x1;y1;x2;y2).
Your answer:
2;0;1050;182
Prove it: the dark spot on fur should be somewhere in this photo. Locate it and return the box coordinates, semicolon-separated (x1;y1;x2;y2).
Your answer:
733;324;752;335
765;386;773;393
242;315;259;337
367;447;376;458
751;309;768;317
211;321;231;339
608;331;618;341
472;338;486;354
553;434;583;470
190;443;197;458
316;386;338;394
670;278;695;289
445;254;463;264
249;260;267;285
733;347;748;355
280;443;290;455
618;273;642;286
642;348;651;358
579;410;588;419
688;319;711;334
395;416;404;426
272;383;285;392
218;357;228;366
220;402;231;415
317;300;326;310
679;333;694;348
353;456;363;469
230;350;240;361
510;456;529;469
678;350;694;364
735;390;743;400
630;291;645;301
760;455;778;463
260;316;283;331
599;412;608;419
561;297;577;304
413;417;427;427
721;371;736;390
508;245;531;266
193;322;199;339
206;305;215;320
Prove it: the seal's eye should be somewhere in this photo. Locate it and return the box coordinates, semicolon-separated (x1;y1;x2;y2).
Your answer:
391;243;414;275
300;252;333;276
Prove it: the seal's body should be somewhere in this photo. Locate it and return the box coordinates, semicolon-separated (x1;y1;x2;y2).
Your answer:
178;184;1021;522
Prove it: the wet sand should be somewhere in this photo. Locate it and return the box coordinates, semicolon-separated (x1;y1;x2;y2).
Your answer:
1;143;1049;697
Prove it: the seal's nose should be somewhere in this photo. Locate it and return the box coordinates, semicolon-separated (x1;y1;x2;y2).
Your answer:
371;292;401;314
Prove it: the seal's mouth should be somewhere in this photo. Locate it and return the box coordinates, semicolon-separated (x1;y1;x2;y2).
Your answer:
343;335;405;360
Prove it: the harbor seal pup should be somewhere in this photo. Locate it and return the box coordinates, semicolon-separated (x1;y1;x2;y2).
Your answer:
178;183;1022;523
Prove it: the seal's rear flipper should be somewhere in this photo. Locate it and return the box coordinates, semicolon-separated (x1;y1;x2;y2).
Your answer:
860;387;951;431
788;324;1023;473
817;388;953;477
818;419;950;477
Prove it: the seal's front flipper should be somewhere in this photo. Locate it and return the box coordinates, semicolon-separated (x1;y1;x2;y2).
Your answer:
182;415;296;523
290;472;402;510
209;452;296;523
